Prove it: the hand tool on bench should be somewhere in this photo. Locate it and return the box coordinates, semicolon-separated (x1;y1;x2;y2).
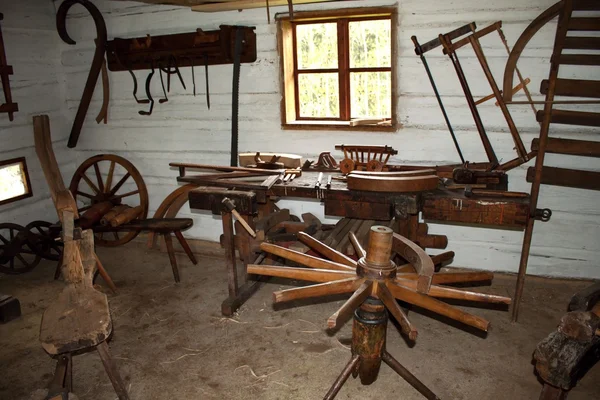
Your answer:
222;198;256;238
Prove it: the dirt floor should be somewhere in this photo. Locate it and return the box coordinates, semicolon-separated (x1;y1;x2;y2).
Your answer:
0;242;599;400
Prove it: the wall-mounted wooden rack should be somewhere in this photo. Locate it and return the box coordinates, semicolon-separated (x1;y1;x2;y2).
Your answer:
106;25;256;72
0;13;18;121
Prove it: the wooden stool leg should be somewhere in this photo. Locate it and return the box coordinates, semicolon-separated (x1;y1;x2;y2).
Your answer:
96;341;129;400
174;230;197;265
53;252;64;280
164;233;180;283
94;254;118;294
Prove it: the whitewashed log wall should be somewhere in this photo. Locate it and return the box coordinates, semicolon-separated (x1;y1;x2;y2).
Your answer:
0;0;75;224
1;0;598;278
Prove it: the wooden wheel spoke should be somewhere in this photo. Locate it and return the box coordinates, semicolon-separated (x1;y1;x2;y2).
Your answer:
260;242;356;272
247;264;355;283
348;232;366;258
93;162;105;193
378;283;418;340
274;277;364;303
387;282;490;332
432;271;493;285
81;173;100;194
396;278;511;305
105;161;116;193
76;191;95;200
109;172;131;195
297;232;356;267
327;280;373;329
111;189;140;201
15;253;31;266
0;235;9;244
112;231;120;241
78;204;92;213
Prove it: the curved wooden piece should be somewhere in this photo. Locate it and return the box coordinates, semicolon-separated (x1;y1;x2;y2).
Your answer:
273;277;363;303
502;0;563;101
57;0;108;148
349;169;436;177
327;280;373;329
247;264;355;283
347;174;439;193
147;184;198;249
95;58;109;124
260;242;356;272
387;281;490;332
393;233;434;294
297;232;357;268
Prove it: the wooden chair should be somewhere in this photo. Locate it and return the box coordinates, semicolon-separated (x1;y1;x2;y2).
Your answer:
34;114;129;400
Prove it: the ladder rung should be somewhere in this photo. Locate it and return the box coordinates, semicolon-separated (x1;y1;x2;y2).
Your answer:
541;78;600;98
568;18;600;31
527;166;600;191
573;0;600;10
532;138;600;157
564;36;600;50
557;54;600;65
535;109;600;127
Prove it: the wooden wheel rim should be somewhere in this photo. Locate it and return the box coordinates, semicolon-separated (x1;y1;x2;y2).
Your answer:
0;223;41;274
25;220;63;261
340;158;355;174
69;154;149;246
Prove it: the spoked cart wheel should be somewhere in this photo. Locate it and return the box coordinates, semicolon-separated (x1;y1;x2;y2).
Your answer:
0;223;41;274
69;154;149;247
25;220;63;261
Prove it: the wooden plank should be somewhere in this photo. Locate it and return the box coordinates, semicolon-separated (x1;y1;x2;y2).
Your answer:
568;18;600;31
324;199;392;221
192;0;350;12
540;78;600;98
564;36;600;49
557;54;600;66
573;0;600;10
526;166;600;191
535;109;600;127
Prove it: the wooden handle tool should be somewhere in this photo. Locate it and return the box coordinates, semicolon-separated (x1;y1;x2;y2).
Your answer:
222;198;256;238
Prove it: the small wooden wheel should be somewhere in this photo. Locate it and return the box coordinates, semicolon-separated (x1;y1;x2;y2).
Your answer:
366;159;384;172
340;158;356;175
0;223;41;274
70;154;149;247
25;220;63;261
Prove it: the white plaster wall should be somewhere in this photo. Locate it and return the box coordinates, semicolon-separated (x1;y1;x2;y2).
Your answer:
0;0;75;225
58;0;599;278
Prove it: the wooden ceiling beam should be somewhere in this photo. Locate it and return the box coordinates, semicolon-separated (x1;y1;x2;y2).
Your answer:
191;0;347;12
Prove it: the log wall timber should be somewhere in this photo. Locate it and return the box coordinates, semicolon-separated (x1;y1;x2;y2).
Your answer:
0;0;75;225
55;0;599;278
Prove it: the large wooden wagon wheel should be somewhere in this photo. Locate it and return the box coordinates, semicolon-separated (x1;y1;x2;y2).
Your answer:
70;154;149;246
0;223;41;274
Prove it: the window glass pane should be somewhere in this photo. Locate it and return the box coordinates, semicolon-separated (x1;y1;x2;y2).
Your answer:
350;72;391;118
349;19;391;68
0;162;27;202
298;73;340;118
296;23;338;70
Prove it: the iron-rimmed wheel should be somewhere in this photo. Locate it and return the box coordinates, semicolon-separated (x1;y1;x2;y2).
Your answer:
0;223;41;274
25;220;63;261
69;154;149;247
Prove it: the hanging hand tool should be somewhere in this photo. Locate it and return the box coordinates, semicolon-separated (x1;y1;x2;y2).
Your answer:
57;0;107;148
230;28;244;167
138;63;155;116
204;53;210;110
222;198;256;238
412;32;466;164
157;60;169;104
95;58;109;124
160;54;186;92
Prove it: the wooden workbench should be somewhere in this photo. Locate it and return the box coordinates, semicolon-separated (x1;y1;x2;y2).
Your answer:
187;171;530;315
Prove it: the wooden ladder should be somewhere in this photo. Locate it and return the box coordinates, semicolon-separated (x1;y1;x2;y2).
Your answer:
512;0;600;321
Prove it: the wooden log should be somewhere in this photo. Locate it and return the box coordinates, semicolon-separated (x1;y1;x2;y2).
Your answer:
387;282;490;331
273;277;363;303
297;232;356;267
109;206;143;227
260;242;355;272
247;264;355;283
101;205;130;226
79;201;114;229
327;280;373;329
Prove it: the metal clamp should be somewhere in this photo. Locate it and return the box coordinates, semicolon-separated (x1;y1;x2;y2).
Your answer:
534;208;552;222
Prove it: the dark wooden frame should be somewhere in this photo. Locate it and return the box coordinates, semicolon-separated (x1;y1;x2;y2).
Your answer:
278;7;398;131
0;157;33;206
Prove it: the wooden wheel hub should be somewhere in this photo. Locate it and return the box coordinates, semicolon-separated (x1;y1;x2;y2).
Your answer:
356;226;397;280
